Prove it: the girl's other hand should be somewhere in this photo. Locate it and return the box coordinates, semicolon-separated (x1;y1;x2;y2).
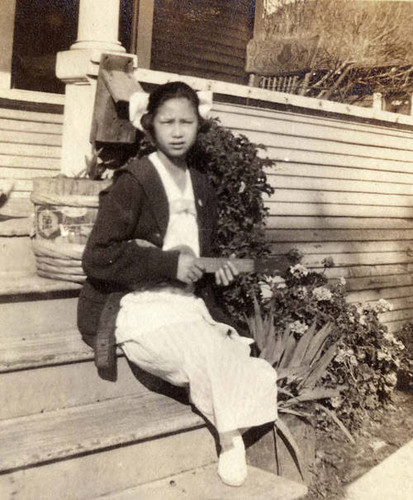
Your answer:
177;253;204;284
215;257;239;287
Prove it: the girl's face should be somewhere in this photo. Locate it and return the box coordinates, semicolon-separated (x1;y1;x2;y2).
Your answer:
152;97;199;161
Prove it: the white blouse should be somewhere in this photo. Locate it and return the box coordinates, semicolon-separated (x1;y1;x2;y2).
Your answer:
149;152;200;257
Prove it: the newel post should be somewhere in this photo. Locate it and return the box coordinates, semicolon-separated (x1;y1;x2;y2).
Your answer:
56;0;136;177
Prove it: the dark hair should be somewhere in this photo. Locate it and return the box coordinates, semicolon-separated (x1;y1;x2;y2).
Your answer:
141;81;206;133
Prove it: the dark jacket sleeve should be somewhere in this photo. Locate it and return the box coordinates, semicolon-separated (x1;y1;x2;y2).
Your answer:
82;171;180;288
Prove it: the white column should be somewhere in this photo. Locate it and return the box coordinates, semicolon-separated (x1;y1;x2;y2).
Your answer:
0;0;17;89
373;92;383;111
72;0;124;52
56;0;133;177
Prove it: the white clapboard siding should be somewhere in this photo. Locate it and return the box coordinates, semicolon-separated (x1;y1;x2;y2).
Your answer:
214;101;413;329
267;229;413;242
270;240;413;256
268;149;412;173
0;129;62;147
0;100;63;214
2;84;413;329
220;109;413;151
347;286;413;304
267;202;412;218
270;175;413;195
0;155;60;170
246;132;413;163
323;264;413;280
267;164;413;185
267;217;413;230
269;190;413;207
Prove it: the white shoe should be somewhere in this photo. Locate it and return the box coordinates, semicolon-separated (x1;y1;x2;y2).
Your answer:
218;431;247;487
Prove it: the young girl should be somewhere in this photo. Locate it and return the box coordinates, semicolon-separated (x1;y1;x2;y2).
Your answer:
78;82;277;487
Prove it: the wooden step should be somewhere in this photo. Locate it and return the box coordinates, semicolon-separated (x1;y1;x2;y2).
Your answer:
0;354;145;421
0;424;216;500
0;272;80;341
0;217;32;236
0;235;36;276
97;463;308;500
0;328;91;372
0;294;78;338
0;271;81;297
0;391;205;474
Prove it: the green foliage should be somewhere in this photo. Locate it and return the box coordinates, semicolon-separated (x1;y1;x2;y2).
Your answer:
395;322;413;391
258;254;403;432
246;297;353;477
189;118;275;320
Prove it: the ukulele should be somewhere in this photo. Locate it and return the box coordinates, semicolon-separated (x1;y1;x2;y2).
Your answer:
134;239;289;275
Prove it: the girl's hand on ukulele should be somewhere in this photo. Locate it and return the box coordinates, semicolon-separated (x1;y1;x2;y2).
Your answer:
177;253;204;284
215;257;239;287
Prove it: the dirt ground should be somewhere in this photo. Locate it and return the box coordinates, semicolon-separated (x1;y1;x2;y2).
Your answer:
304;390;413;499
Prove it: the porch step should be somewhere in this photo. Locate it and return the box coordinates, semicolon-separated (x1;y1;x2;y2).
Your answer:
0;391;205;474
0;328;93;372
0;412;216;500
0;354;145;421
0;271;141;421
98;463;308;500
0;234;35;276
0;271;81;297
0;263;307;499
0;272;81;354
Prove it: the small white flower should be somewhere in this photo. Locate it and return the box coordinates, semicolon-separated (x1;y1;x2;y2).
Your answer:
295;286;308;299
313;286;332;302
238;181;246;194
339;277;346;286
266;275;284;286
335;348;347;363
290;264;309;277
259;282;273;300
330;397;342;408
383;332;396;343
289;320;309;336
349;355;358;366
375;299;393;313
384;372;397;387
377;349;391;361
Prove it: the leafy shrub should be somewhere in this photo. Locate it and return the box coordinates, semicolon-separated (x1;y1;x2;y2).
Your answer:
190;118;275;320
395;322;413;391
259;252;403;432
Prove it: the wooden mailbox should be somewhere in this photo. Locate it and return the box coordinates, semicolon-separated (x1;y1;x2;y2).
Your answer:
90;53;142;145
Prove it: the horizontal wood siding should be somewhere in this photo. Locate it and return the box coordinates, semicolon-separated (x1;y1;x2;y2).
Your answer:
2;84;413;330
0;103;63;215
215;103;413;331
151;0;253;85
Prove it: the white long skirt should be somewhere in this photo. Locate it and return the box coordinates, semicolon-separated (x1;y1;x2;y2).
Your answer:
115;288;277;433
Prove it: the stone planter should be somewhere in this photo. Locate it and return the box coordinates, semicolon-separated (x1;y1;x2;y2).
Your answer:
31;177;111;283
245;414;316;485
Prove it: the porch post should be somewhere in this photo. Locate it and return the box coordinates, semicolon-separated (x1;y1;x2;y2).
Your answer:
373;92;383;111
0;0;17;89
56;0;134;177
